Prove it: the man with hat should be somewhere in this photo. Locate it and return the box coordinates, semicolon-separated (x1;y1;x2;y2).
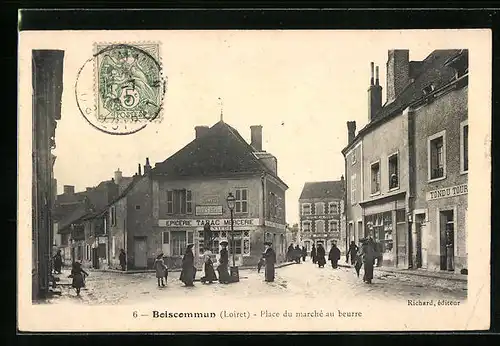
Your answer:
360;237;376;284
180;243;196;287
217;240;231;284
263;241;276;282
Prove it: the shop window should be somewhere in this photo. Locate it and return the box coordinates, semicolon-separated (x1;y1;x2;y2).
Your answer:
371;161;381;194
235;188;248;213
351;174;357;205
302;203;311;215
229;231;243;255
460;121;468;173
388;153;399;190
166;189;193;215
315;202;325;215
171;231;187;256
428;131;446;181
198;231;220;255
302;221;311;232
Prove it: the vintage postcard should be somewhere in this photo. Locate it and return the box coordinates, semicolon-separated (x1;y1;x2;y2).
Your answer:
18;29;491;332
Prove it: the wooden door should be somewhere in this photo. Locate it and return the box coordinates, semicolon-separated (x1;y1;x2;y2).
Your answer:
134;237;147;268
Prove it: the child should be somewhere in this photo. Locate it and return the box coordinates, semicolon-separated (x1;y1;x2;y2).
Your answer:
70;261;89;296
257;256;265;274
154;253;167;287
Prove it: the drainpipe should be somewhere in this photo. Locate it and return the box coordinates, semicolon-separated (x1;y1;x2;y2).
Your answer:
261;172;266;242
406;106;415;269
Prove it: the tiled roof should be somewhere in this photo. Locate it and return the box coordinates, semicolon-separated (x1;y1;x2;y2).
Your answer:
343;49;465;154
299;181;344;200
153;120;287;187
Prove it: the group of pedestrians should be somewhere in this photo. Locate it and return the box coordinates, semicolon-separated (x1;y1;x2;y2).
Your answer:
286;244;306;263
346;238;379;284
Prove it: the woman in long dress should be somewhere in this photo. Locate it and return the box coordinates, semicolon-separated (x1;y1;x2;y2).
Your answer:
217;241;231;284
316;244;326;268
70;261;89;296
179;244;196;287
200;247;218;284
263;242;276;282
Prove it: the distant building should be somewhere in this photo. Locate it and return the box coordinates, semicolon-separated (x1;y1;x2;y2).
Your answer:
298;179;345;254
342;49;468;272
150;121;289;269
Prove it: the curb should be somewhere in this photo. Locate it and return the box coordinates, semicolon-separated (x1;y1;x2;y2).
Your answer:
338;263;467;282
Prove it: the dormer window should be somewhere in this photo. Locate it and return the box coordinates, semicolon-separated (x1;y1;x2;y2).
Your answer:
445;49;469;79
422;83;435;95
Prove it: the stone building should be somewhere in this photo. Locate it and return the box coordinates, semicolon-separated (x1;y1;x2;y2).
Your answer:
342;49;468;273
150;120;289;269
298;179;345;255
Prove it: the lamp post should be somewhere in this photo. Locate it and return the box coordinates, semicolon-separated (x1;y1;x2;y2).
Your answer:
226;192;239;282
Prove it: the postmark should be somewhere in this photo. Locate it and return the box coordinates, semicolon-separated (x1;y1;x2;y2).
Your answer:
75;42;166;135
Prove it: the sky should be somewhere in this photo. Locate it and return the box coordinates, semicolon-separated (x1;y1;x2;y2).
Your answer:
40;30;452;225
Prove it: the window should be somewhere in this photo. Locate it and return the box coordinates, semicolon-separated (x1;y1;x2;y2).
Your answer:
351;151;356;165
135;205;141;210
302;203;311;215
198;230;220;255
162;231;170;244
329;220;339;233
388;153;399;190
371;161;381;194
112;236;116;258
166;190;193;215
110;206;117;226
268;192;279;219
428;131;446;181
315;202;324;215
171;231;186;256
235;188;248;213
460;121;469;173
86;245;91;261
315;220;325;233
329;202;339;214
351;174;357;205
302;221;311;232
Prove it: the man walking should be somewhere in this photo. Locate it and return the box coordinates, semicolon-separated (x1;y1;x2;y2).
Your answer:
328;241;341;269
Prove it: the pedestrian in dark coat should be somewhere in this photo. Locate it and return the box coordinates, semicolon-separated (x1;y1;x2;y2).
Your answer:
316;244;326;268
354;248;363;277
119;249;127;271
180;244;196;287
346;241;359;265
328;242;341;269
70;261;89;296
200;248;218;284
301;246;307;261
53;250;63;274
263;242;276;282
294;245;302;263
286;244;294;262
154;253;167;287
360;238;376;284
257;255;265;273
217;241;231;284
311;244;317;264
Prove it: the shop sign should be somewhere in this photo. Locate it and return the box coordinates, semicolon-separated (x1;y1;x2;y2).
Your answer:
427;183;468;201
159;218;260;229
195;205;223;216
201;195;219;205
264;220;286;230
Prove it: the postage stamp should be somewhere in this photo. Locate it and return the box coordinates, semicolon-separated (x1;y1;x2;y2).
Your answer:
75;42;166;135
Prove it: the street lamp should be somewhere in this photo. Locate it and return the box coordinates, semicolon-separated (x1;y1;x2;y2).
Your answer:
226;192;239;282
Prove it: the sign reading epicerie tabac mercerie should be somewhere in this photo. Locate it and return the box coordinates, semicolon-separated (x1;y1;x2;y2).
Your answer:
427;183;468;201
158;218;260;229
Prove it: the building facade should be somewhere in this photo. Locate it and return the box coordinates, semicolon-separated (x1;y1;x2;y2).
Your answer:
298;179;345;254
342;49;468;273
150;121;289;269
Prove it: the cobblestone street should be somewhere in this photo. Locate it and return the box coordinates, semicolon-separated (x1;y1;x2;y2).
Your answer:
45;260;467;306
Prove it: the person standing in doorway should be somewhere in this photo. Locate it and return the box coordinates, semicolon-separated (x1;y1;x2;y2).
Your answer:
311;244;317;264
316;243;326;268
154;253;167;287
217;240;231;284
328;241;341;269
263;241;276;282
346;241;359;265
53;249;63;274
180;243;196;287
119;249;127;271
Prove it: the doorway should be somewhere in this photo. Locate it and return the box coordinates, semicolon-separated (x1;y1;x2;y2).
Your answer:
414;214;427;269
439;210;454;271
133;237;148;268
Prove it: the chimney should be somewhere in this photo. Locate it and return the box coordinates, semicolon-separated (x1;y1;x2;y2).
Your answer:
86;187;92;192
114;168;122;185
138;163;142;176
195;126;210;139
63;185;75;195
347;121;356;145
386;49;410;104
144;157;152;174
250;125;263;152
368;63;383;122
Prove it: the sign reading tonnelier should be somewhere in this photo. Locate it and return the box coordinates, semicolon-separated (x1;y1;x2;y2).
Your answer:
427;183;468;201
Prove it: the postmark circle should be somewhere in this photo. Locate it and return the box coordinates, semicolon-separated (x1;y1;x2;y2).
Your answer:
75;43;167;135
